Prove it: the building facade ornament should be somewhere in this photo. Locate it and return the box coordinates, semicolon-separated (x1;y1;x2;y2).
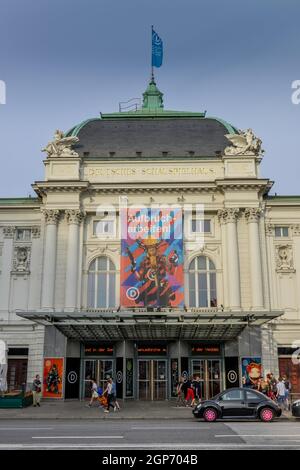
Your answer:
42;130;79;158
276;245;295;273
43;209;60;225
265;223;275;236
224;129;264;156
223;207;240;224
217;209;227;224
31;226;41;238
3;226;15;238
65;210;85;225
245;207;262;223
292;225;300;236
12;246;31;274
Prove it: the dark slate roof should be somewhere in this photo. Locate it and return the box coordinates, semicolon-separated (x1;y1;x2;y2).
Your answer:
71;117;234;160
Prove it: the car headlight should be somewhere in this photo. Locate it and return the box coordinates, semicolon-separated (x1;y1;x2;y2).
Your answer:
294;401;300;407
196;403;203;409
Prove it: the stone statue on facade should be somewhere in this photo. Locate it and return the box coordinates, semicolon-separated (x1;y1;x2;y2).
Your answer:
224;129;263;156
42;130;79;158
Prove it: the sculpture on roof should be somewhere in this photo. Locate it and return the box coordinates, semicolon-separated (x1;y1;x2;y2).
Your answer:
42;130;79;158
224;129;264;156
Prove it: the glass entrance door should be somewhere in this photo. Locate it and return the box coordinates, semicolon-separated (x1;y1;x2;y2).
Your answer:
138;359;167;400
84;359;113;398
191;359;222;400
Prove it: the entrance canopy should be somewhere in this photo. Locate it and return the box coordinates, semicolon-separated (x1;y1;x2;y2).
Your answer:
17;309;283;342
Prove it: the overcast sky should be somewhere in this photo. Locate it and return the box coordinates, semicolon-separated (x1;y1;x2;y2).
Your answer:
0;0;299;197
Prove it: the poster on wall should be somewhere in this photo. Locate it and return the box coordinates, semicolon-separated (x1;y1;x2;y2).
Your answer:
241;357;262;389
125;358;134;398
120;206;184;308
43;358;64;398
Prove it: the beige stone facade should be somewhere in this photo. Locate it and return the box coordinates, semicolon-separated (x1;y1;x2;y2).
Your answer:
1;95;300;399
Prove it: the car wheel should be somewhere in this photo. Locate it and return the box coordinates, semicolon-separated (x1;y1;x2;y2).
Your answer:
203;407;218;422
260;407;274;422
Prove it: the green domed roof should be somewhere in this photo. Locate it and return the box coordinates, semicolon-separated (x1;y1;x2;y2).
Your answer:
66;79;238;160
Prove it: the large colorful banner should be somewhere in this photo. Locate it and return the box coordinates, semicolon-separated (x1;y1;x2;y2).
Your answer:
121;207;184;308
241;357;262;389
43;358;64;398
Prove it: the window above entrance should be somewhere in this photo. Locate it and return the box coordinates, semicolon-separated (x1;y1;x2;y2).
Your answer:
189;256;217;308
87;256;116;309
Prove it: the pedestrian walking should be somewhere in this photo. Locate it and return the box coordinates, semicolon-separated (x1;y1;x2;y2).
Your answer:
103;378;116;413
111;378;120;411
87;378;99;407
32;374;42;407
283;375;291;411
266;373;277;400
192;376;202;403
276;377;286;409
180;376;190;405
176;377;185;407
185;377;195;407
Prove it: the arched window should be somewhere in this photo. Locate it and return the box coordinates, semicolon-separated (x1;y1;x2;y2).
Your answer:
87;257;116;308
188;256;217;308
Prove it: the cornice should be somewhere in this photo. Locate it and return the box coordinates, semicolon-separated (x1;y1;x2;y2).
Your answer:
215;178;273;194
87;182;219;194
32;181;89;197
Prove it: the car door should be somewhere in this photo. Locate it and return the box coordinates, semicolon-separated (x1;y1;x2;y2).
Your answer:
218;389;247;417
245;390;264;417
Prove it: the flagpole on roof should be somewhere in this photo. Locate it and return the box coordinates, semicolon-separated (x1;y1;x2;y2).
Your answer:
151;25;155;82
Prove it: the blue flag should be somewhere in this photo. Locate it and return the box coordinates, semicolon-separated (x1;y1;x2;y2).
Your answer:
152;28;163;68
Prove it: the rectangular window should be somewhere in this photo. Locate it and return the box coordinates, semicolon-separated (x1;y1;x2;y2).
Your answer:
198;273;208;307
191;219;211;233
97;273;107;307
87;273;96;308
16;229;31;241
275;227;289;237
93;219;115;237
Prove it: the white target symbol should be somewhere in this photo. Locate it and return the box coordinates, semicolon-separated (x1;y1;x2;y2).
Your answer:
116;371;123;384
67;371;78;384
126;287;139;301
227;370;238;384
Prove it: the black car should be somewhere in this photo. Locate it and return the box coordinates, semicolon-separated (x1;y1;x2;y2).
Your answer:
193;387;282;422
292;400;300;417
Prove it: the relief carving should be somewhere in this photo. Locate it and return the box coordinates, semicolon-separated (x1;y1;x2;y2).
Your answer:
12;246;31;274
276;245;295;273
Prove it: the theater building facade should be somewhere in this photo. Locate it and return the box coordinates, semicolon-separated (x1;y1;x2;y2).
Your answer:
1;80;300;400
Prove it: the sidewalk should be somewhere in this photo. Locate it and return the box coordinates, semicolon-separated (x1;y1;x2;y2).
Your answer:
0;400;296;420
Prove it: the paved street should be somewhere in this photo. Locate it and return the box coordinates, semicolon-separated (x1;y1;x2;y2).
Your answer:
0;419;300;449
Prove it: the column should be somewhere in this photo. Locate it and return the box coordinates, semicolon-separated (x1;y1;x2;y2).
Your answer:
292;224;300;311
217;210;229;308
64;210;84;311
41;210;60;310
245;208;264;310
28;226;41;310
224;208;241;310
0;227;15;315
